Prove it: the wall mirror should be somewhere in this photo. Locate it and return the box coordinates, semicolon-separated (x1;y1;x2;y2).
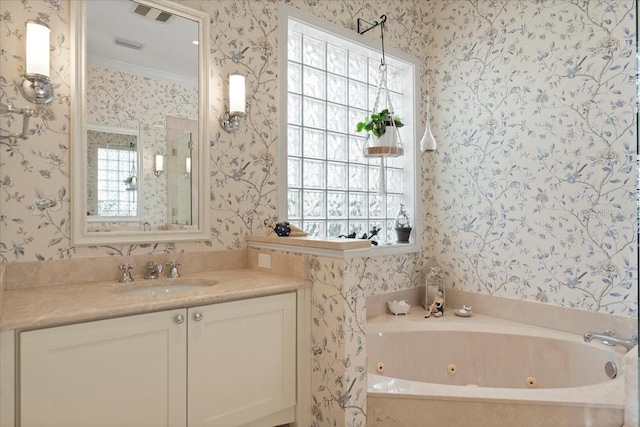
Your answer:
71;0;209;245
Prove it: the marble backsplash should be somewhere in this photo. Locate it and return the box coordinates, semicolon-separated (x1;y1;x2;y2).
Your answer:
3;248;311;291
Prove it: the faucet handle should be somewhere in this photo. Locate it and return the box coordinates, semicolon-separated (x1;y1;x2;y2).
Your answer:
119;263;134;283
603;330;614;336
166;260;182;278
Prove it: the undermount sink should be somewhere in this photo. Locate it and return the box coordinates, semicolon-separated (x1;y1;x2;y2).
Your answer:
116;278;217;296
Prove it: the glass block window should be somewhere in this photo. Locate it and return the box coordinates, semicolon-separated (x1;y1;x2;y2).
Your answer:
283;12;417;243
96;147;138;216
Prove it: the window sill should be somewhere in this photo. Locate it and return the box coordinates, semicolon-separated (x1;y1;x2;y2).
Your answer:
246;235;420;259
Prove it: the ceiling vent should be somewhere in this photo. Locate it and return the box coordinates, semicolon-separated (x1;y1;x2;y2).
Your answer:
130;1;173;23
114;37;144;50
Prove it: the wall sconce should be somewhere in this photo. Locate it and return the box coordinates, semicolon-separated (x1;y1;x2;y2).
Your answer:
220;73;246;133
185;157;191;175
154;154;164;177
1;20;52;141
20;20;54;105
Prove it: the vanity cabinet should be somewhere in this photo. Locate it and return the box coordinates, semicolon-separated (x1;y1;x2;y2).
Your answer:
188;293;296;427
18;293;296;427
20;308;187;427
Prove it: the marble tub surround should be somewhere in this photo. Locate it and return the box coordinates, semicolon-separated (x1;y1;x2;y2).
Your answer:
367;395;622;427
446;288;637;340
5;249;248;290
367;311;626;427
366;286;423;319
1;268;310;331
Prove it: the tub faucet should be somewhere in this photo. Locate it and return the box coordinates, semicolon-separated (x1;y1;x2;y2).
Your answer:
144;261;163;279
584;330;638;351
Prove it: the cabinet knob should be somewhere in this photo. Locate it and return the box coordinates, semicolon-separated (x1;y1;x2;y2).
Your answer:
175;314;185;324
193;312;203;321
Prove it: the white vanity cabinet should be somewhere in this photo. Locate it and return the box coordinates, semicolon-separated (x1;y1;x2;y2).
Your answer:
20;308;188;427
188;293;296;427
18;292;297;427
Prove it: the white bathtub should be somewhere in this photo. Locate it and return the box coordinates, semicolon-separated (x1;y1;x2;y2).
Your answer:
367;311;627;427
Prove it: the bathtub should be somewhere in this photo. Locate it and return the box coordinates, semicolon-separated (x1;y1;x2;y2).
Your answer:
367;311;627;427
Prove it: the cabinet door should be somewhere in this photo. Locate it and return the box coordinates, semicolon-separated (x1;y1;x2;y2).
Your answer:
188;293;296;427
20;309;187;427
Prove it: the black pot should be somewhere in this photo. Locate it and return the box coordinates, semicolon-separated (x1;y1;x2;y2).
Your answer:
394;227;411;243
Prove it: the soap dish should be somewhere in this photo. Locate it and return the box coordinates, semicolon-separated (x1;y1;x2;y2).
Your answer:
454;305;472;317
388;300;411;315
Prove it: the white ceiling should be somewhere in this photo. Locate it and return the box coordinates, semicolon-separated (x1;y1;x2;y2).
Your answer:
87;0;199;86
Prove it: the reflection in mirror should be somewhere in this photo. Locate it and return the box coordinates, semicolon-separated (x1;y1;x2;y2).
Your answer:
71;0;209;245
166;117;198;228
86;124;141;222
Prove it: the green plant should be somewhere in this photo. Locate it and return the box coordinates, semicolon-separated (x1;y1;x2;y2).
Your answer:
395;203;411;228
356;108;404;138
123;176;135;184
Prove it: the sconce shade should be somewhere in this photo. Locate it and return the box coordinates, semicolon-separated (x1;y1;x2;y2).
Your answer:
25;20;50;77
20;20;53;105
229;74;245;114
186;157;191;174
154;154;164;177
220;74;246;132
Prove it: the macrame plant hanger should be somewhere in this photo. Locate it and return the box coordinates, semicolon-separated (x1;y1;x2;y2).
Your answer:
357;15;403;195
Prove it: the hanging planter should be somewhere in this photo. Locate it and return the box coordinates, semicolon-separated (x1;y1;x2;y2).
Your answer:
355;14;406;195
124;159;137;191
355;15;405;160
123;176;137;191
356;108;404;157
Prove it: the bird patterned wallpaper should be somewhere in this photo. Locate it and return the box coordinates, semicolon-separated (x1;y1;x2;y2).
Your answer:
1;1;637;426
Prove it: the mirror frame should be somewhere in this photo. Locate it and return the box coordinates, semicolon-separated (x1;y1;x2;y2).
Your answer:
71;0;210;246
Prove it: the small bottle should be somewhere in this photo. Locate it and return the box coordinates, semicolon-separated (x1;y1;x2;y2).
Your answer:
424;267;445;313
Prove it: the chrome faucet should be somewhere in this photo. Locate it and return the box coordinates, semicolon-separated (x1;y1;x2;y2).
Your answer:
584;330;638;351
119;263;134;283
166;260;181;278
144;261;163;279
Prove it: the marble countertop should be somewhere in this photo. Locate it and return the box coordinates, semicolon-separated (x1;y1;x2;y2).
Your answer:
1;268;310;331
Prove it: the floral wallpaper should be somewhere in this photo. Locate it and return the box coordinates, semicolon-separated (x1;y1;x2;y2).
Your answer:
87;65;198;228
0;1;637;426
423;0;638;318
310;253;423;426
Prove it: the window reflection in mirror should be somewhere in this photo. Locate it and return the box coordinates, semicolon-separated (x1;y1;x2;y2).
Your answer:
87;125;141;220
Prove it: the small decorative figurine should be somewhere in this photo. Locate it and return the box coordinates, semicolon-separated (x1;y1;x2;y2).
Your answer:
264;218;276;236
263;218;308;237
339;226;381;245
425;290;444;318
